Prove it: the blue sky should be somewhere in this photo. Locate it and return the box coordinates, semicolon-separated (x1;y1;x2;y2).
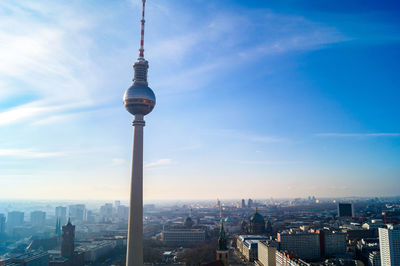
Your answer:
0;0;399;200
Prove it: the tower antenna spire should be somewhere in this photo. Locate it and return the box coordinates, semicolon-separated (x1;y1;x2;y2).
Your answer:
139;0;146;59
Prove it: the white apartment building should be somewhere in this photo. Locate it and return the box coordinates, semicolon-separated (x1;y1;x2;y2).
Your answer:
379;225;400;266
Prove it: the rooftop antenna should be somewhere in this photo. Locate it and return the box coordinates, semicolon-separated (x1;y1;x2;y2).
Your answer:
139;0;146;59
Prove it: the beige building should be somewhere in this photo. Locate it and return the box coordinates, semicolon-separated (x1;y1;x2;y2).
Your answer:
257;240;277;266
237;235;270;262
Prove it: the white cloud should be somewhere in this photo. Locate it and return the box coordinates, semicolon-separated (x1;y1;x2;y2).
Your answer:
316;133;400;137
0;148;65;158
145;158;172;168
213;129;287;144
147;6;348;95
239;160;300;165
0;100;91;126
249;135;287;143
30;113;79;126
0;1;103;126
111;158;126;166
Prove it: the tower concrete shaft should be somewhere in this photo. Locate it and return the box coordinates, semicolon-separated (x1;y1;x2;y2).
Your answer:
126;114;145;266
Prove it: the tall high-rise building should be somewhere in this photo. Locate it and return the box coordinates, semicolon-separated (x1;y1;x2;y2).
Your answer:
379;225;400;266
55;218;62;236
7;211;24;231
241;199;246;208
100;203;113;221
0;213;5;234
30;211;46;227
117;205;129;221
55;206;67;225
123;0;156;265
338;203;354;217
61;218;75;259
68;204;85;222
216;198;221;208
248;198;253;208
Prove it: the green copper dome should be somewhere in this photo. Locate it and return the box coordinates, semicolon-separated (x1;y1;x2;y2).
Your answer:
250;212;264;223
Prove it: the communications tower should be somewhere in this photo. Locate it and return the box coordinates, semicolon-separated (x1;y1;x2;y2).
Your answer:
123;0;156;265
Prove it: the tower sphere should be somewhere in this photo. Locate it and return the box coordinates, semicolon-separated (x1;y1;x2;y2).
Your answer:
123;83;155;115
123;59;156;116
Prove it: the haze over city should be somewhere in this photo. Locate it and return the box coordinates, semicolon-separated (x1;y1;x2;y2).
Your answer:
1;0;400;200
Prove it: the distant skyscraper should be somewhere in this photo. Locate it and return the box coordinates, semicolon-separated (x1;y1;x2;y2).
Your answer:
100;203;113;221
0;213;5;234
61;218;75;259
55;206;67;225
123;0;156;265
115;200;121;208
241;199;246;208
30;211;46;227
338;203;354;217
55;218;62;236
117;205;129;221
7;211;24;231
379;225;400;266
68;204;85;222
248;198;253;208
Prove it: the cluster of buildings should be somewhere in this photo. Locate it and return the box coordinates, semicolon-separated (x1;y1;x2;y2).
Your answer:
0;201;129;239
232;201;400;266
161;211;207;244
0;202;128;265
0;217;125;266
0;197;399;265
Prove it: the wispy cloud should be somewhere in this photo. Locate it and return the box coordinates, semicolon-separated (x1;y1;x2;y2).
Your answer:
0;1;105;125
145;158;173;168
213;129;287;144
316;133;400;137
149;6;348;95
111;158;126;166
249;135;287;143
0;148;65;158
239;160;300;165
0;100;91;126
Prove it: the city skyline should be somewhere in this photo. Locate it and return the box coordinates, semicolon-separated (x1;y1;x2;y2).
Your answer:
0;0;400;200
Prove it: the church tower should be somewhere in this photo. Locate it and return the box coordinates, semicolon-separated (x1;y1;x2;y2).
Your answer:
216;221;229;266
61;218;75;258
